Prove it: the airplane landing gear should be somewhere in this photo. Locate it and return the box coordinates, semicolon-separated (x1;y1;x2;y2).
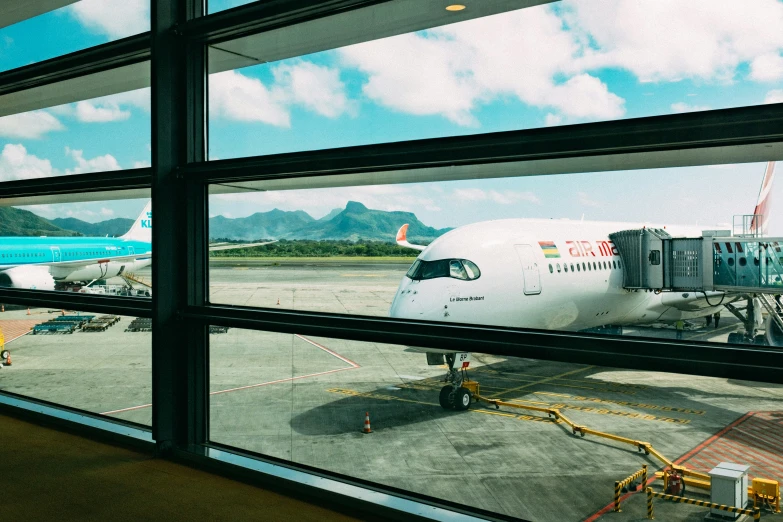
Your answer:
439;353;472;411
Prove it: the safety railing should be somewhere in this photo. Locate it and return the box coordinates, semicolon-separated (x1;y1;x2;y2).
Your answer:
614;465;648;512
646;487;760;520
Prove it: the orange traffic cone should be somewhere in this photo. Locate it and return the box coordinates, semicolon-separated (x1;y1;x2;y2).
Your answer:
1;304;4;312
26;307;30;315
362;411;372;434
5;353;11;366
277;298;280;305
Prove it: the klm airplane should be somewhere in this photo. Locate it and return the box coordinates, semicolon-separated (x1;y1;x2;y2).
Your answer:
0;201;275;291
0;202;153;291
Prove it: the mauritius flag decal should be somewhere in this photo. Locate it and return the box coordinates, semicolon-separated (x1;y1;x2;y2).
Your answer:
538;241;560;258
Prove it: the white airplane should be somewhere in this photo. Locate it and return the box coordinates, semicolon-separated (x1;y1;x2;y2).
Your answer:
389;162;776;410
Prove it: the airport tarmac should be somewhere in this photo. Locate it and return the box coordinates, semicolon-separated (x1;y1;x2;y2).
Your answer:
1;260;781;522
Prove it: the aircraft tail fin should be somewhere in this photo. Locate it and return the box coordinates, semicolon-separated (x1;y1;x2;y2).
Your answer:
396;224;426;251
751;161;775;236
121;201;152;242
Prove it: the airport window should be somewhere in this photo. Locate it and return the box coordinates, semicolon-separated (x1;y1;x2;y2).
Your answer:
207;1;783;161
0;81;150;182
2;2;783;521
0;306;151;426
0;197;152;296
0;0;150;72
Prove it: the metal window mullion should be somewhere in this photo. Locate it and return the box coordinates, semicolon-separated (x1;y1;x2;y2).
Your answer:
181;304;783;384
181;103;783;185
0;168;151;200
0;288;151;317
151;0;207;453
0;33;150;97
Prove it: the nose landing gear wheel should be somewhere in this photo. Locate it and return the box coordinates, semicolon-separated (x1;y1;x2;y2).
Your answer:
439;385;455;409
454;387;471;411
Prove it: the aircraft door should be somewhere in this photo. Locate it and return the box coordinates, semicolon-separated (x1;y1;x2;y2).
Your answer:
515;244;541;295
50;247;61;263
128;246;135;256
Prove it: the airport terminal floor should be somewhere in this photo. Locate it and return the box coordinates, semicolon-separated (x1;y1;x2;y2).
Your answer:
0;412;364;522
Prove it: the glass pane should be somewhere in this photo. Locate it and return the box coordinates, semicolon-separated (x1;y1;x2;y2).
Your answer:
209;160;783;347
0;84;151;182
1;197;152;297
210;329;783;520
0;306;150;426
208;1;783;160
0;0;150;72
208;0;256;14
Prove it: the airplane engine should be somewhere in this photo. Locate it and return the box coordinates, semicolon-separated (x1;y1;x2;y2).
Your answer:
764;314;783;347
0;266;55;290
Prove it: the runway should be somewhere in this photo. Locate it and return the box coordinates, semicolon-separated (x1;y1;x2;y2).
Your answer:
0;260;781;522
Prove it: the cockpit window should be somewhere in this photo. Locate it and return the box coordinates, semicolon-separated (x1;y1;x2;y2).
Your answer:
406;258;481;281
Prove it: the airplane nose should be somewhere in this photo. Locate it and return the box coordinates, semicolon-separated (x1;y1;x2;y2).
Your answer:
389;283;424;318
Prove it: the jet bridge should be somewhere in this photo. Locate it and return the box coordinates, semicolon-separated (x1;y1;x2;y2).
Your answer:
609;217;783;345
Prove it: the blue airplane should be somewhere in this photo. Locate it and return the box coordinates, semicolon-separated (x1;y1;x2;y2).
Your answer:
0;202;153;291
0;201;276;291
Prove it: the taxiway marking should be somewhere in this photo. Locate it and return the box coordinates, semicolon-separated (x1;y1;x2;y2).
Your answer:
101;334;359;416
534;391;706;415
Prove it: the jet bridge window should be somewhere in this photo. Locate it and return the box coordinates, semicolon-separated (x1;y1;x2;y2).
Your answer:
406;259;481;281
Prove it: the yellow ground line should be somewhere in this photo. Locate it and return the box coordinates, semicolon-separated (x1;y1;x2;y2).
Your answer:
473;370;646;389
493;366;596;397
533;391;706;415
471;366;649;390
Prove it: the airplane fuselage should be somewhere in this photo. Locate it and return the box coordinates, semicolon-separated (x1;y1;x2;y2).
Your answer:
0;236;152;283
389;219;724;331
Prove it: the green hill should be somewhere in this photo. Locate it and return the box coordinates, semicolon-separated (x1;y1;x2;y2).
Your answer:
210;209;315;241
206;201;449;243
291;201;447;242
0;207;79;237
50;217;134;237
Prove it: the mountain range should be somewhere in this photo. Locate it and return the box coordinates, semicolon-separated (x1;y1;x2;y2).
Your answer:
6;201;450;243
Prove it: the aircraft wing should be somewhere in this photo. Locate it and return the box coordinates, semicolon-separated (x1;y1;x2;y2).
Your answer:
208;240;277;252
396;224;426;251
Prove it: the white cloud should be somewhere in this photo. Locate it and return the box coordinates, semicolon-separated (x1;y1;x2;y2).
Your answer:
565;0;783;83
578;192;602;208
68;0;149;39
452;188;539;205
340;8;624;126
0;111;64;139
764;89;783;104
545;113;563;127
272;61;353;118
133;160;151;169
210;70;291;127
749;53;783;82
75;100;130;122
210;64;351;127
64;147;122;175
0;144;56;180
99;207;115;217
670;102;711;113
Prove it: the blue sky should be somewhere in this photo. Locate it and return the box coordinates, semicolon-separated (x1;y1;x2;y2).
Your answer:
1;0;783;234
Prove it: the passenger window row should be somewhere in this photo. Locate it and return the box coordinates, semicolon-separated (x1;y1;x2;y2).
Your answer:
548;259;622;274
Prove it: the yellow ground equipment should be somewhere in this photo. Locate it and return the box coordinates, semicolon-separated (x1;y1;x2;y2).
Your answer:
614;465;648;512
753;477;781;513
471;387;778;501
646;488;760;520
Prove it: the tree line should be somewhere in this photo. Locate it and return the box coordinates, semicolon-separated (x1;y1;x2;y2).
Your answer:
209;239;417;257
